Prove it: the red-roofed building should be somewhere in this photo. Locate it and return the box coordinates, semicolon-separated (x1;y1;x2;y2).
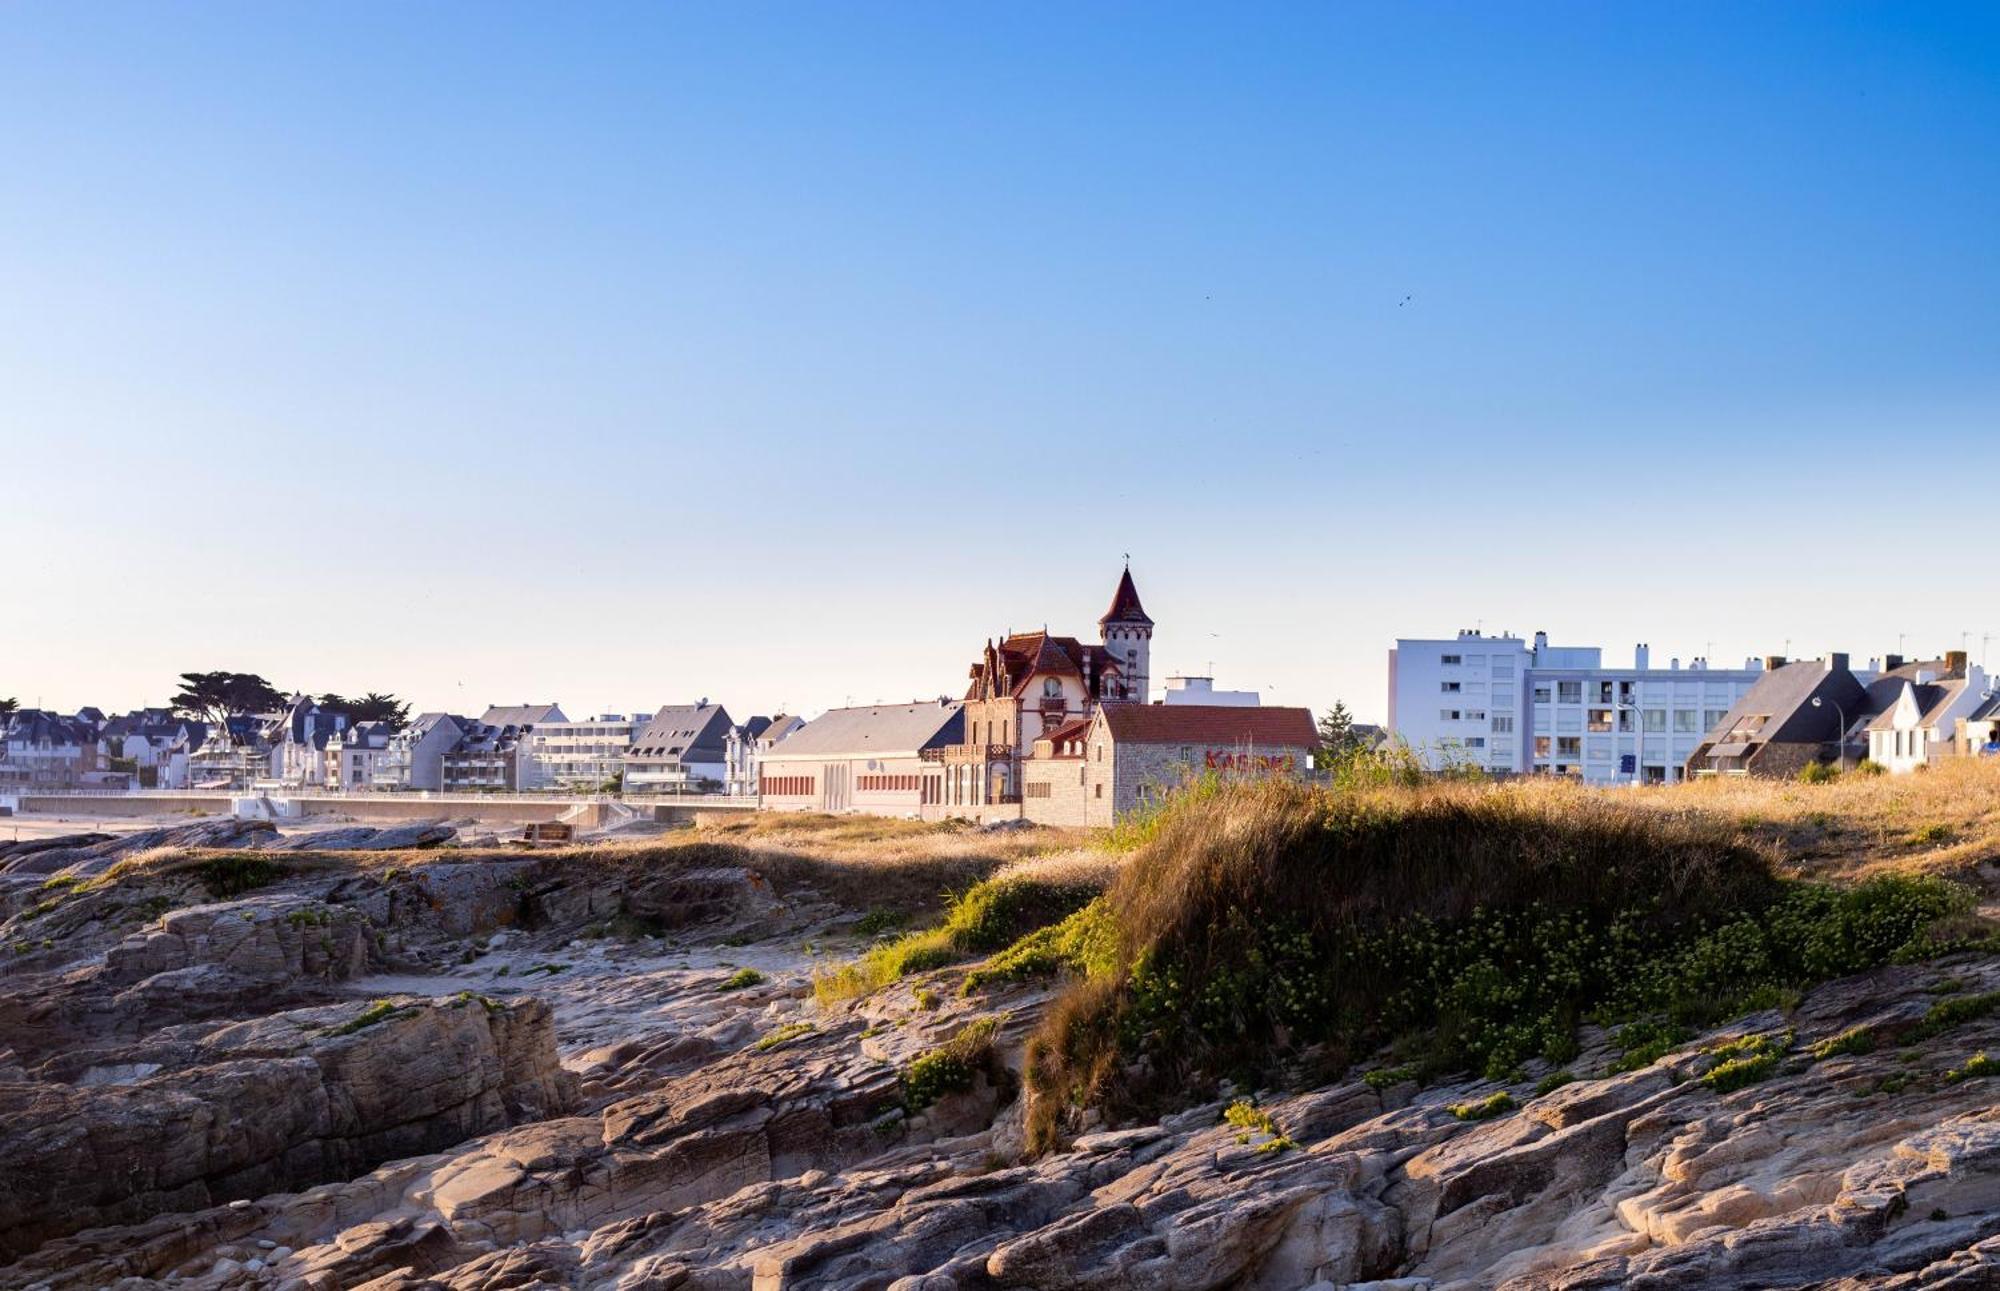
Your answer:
1021;703;1317;827
925;566;1156;819
928;567;1168;819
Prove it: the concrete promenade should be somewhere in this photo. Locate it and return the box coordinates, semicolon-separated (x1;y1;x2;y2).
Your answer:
6;790;758;828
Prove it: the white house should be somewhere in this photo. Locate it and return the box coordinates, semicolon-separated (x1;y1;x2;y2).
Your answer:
1390;630;1766;783
1865;665;1989;774
325;722;395;792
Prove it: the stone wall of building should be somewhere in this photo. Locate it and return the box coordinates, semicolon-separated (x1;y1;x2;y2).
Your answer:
1022;757;1090;828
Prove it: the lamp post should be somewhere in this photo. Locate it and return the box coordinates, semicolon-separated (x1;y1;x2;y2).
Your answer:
1811;695;1848;772
1619;698;1645;786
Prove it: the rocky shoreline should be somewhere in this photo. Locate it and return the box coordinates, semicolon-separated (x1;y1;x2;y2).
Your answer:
2;821;1997;1289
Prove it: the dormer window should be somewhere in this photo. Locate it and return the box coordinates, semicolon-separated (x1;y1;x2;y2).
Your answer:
1042;678;1062;698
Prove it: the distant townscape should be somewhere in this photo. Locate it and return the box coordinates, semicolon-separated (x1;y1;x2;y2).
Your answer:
4;573;1995;822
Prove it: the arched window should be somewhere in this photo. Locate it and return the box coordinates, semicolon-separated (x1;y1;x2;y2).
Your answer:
1043;678;1062;698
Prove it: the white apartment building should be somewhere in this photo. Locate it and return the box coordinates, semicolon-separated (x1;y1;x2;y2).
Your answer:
1390;630;1766;784
1161;676;1260;707
520;713;646;791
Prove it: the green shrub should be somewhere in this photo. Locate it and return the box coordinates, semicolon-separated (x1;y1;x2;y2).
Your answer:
1021;779;1983;1153
719;968;767;992
815;876;1101;1004
901;1018;1000;1111
1448;1091;1516;1121
1811;1026;1876;1060
1701;1031;1791;1093
1910;822;1956;847
1222;1098;1298;1152
1363;1065;1419;1091
963;898;1121;993
754;1022;815;1051
1533;1070;1576;1097
1852;759;1886;778
1915;991;2000;1039
1944;1052;1998;1083
1797;761;1839;785
325;998;416;1037
855;909;906;937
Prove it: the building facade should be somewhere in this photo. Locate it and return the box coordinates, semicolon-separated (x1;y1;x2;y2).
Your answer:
371;713;465;791
624;702;734;794
1390;631;1765;783
1161;676;1259;707
724;714;802;797
1689;653;1969;779
520;713;644;791
1020;704;1317;828
759;701;963;816
934;566;1155;817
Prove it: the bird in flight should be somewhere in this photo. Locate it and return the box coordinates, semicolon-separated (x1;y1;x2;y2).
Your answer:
1398;294;1413;307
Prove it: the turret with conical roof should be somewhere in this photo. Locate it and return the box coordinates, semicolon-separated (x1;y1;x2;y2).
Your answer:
1098;564;1153;703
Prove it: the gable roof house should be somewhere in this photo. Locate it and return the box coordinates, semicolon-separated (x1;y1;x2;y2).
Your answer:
935;566;1159;821
103;715;208;789
761;700;964;816
0;709;100;790
1687;653;1970;779
262;695;350;788
441;718;532;793
724;714;805;797
1866;659;1988;774
374;713;466;792
624;702;734;795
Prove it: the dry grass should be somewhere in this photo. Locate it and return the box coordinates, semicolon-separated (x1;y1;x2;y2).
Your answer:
1588;759;2000;891
1020;774;1994;1150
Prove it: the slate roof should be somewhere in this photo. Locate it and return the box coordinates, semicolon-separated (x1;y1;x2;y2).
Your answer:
480;704;567;729
1098;704;1317;747
763;702;964;760
1;709;94;747
629;703;734;762
1864;677;1969;733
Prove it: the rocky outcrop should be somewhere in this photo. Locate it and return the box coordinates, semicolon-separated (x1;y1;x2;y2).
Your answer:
0;992;574;1260
2;837;1998;1290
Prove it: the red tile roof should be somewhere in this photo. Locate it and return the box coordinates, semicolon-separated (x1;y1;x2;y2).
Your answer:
1099;704;1316;747
967;631;1123;701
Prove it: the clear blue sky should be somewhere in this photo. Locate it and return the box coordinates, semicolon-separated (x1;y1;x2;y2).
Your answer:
4;3;1997;721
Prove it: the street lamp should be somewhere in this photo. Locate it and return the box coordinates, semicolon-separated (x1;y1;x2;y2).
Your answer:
1811;695;1848;772
1619;697;1645;787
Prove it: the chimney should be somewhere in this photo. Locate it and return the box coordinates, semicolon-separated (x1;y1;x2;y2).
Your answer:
1885;653;1905;672
1826;653;1849;674
1670;657;1681;671
1764;655;1788;671
1634;643;1650;670
1946;650;1968;676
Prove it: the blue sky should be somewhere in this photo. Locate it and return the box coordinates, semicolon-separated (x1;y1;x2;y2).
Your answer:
4;3;1997;721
